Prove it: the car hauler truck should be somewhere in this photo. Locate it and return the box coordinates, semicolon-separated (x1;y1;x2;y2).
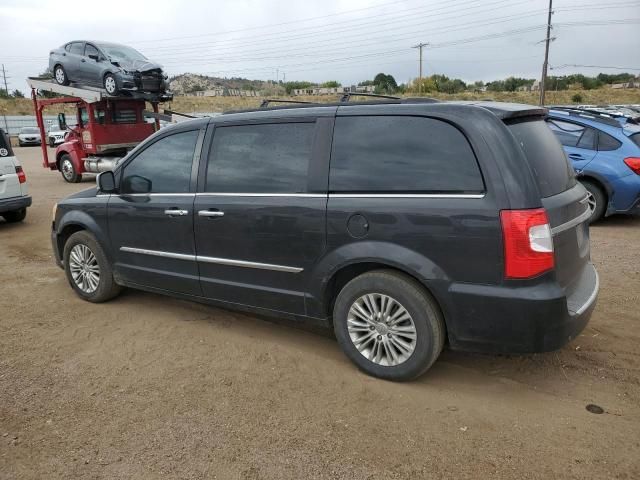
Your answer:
28;77;171;182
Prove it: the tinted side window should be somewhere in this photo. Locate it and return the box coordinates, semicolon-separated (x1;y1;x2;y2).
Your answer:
577;127;597;150
547;119;585;147
206;122;315;193
121;130;199;194
85;44;99;57
69;42;85;55
508;119;576;198
330;116;483;193
598;131;622;151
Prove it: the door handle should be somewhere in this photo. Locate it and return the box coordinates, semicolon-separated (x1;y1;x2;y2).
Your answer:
164;209;189;216
568;153;583;159
81;59;86;62
198;210;224;218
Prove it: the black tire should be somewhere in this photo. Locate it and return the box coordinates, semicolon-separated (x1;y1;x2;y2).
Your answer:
581;180;606;224
2;208;27;223
103;73;118;95
333;270;446;381
63;231;122;303
58;153;82;183
49;137;56;148
54;64;69;86
18;141;24;147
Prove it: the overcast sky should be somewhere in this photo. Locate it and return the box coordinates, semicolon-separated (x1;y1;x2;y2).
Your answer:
1;0;639;92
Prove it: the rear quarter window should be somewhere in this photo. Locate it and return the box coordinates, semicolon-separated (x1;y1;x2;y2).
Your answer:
631;133;640;148
507;119;576;198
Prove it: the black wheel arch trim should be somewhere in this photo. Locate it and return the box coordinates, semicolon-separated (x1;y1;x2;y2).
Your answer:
306;241;450;319
55;211;112;264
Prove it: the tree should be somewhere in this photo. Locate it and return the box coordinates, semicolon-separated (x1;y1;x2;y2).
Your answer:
11;89;25;98
372;73;398;94
283;81;313;94
321;80;341;88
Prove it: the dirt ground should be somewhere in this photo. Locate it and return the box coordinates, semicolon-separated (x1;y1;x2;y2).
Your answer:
1;147;639;480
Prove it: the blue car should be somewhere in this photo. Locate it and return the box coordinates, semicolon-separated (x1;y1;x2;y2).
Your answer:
546;108;640;222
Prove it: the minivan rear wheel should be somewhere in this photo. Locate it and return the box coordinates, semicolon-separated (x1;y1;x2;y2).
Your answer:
63;231;122;303
580;180;606;224
333;270;445;381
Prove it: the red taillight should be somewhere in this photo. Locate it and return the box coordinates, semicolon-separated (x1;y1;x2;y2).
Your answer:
15;165;26;184
500;208;554;279
623;157;640;175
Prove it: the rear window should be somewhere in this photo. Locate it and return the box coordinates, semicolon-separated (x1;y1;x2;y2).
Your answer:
508;119;576;198
0;129;14;157
330;116;484;193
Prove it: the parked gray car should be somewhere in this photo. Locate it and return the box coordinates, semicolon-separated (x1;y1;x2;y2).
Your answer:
48;41;169;96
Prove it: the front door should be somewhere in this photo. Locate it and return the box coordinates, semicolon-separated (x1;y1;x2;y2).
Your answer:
108;128;203;295
80;43;105;87
194;119;330;315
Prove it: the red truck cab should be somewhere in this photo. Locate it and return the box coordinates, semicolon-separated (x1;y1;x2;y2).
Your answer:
29;77;164;182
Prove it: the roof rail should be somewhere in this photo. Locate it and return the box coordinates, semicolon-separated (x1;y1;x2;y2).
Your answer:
260;98;315;108
547;106;623;127
340;92;400;102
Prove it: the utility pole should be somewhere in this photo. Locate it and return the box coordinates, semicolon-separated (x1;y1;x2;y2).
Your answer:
1;64;8;96
539;0;553;106
1;64;9;132
412;43;428;95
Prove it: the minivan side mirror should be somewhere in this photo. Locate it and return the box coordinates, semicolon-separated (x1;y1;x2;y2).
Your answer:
57;113;67;131
97;171;117;193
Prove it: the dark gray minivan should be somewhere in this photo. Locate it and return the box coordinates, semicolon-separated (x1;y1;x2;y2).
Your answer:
51;100;599;380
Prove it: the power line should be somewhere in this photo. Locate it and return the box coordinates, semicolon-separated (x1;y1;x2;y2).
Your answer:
551;64;640;71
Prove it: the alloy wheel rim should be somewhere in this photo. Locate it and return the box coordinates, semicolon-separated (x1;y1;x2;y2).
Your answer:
55;68;64;83
105;76;116;94
347;293;417;366
69;244;100;293
586;192;597;214
61;159;74;180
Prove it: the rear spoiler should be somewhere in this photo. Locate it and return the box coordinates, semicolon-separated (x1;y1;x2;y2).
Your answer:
470;102;548;120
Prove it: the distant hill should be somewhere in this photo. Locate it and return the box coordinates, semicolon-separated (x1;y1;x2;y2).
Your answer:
169;73;270;95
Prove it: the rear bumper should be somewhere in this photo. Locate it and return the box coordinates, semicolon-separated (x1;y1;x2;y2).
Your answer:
0;195;31;214
443;263;599;354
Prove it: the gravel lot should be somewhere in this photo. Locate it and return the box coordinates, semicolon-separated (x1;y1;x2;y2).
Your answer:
1;146;639;480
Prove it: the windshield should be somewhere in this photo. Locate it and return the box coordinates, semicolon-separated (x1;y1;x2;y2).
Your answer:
99;44;147;62
20;127;39;134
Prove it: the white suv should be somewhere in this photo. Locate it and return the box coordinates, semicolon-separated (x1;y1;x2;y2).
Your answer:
0;129;31;223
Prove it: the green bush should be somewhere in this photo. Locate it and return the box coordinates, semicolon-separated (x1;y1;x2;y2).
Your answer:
571;93;583;103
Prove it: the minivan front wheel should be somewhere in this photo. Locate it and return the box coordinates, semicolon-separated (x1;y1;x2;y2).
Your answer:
333;270;445;381
63;231;121;303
